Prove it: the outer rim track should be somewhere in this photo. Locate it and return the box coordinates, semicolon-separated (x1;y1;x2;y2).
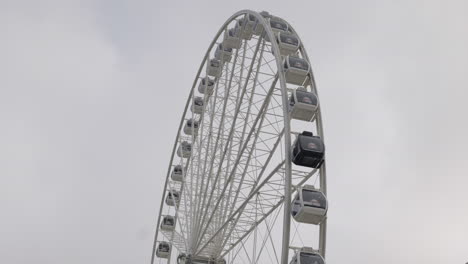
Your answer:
151;9;327;264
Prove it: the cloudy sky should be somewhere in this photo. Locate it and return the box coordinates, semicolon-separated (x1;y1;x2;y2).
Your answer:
2;0;467;263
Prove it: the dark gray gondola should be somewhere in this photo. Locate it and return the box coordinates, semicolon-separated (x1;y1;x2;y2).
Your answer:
183;118;199;136
198;77;215;96
156;241;171;259
160;215;176;231
276;32;300;56
223;28;242;49
214;43;233;63
207;58;222;78
177;141;192;158
284;55;310;85
192;96;204;114
171;164;184;182
292;131;324;168
165;189;180;206
289;87;319;121
290;248;325;264
291;185;327;224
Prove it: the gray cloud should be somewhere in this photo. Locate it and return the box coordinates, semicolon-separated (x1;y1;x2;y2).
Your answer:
1;0;467;263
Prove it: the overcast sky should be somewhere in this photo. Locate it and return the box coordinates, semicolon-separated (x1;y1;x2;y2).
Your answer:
2;0;467;263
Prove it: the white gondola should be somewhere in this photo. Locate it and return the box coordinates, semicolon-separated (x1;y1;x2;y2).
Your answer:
183;118;199;136
156;241;171;259
235;15;256;39
290;247;325;264
253;20;264;36
252;11;270;35
192;96;204;114
289;87;319;121
171;165;184;182
292;131;325;168
276;32;300;56
198;77;215;96
291;185;327;225
165;190;180;206
264;17;288;42
177;141;192;158
223;28;242;49
207;59;222;78
269;17;288;34
283;56;310;85
160;215;176;231
214;43;233;63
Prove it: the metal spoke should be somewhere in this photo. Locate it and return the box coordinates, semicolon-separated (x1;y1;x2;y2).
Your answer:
151;10;328;264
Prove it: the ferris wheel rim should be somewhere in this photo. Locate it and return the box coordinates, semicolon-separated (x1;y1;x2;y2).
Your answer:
151;9;327;264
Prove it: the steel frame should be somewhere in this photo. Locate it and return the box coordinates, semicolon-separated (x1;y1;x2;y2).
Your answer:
151;10;327;264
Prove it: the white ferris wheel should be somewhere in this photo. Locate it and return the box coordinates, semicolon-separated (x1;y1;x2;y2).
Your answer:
151;10;328;264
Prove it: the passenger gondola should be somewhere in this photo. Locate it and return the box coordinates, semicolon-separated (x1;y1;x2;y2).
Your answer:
223;28;242;49
252;11;270;35
192;96;204;114
171;165;184;182
276;32;300;56
290;247;325;264
291;185;327;225
207;59;222;78
264;17;288;42
253;20;264;35
183;118;199;136
292;131;324;168
165;190;180;206
235;15;256;39
284;56;310;85
270;17;288;33
214;43;233;63
289;87;319;121
177;141;192;158
160;215;176;231
156;241;171;259
198;77;215;96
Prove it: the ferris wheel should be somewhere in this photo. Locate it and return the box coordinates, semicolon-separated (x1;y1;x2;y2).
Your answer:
151;10;328;264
